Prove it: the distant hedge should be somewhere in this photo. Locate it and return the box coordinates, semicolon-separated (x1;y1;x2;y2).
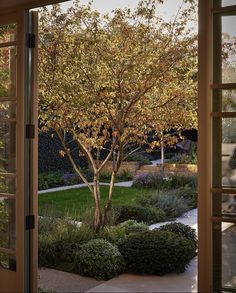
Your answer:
38;130;87;173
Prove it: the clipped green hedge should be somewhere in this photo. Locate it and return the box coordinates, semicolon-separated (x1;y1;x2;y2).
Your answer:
113;204;166;224
157;222;197;251
118;230;195;275
74;239;124;280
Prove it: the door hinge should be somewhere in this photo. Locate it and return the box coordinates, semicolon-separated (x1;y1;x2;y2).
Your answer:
27;33;35;48
26;215;35;230
26;124;35;139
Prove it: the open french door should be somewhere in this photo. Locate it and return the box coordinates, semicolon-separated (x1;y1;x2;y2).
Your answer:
0;10;38;293
199;0;236;292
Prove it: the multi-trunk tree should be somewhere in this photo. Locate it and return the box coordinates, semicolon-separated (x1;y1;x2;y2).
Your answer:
39;0;197;231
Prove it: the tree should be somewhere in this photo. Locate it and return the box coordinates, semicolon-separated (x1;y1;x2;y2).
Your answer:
38;0;197;231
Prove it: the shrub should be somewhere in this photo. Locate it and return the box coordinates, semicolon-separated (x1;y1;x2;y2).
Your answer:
38;172;64;190
174;186;197;209
125;153;151;165
132;173;197;190
74;239;124;280
168;174;197;189
113;204;166;224
38;216;95;267
157;222;197;250
118;230;196;275
137;191;190;219
104;220;149;244
62;169;93;186
100;169;133;182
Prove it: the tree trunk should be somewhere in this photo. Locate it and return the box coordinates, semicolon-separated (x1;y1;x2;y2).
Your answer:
102;171;116;226
93;175;101;232
161;130;165;176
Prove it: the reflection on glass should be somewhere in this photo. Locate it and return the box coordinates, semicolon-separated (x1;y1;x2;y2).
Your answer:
0;46;17;98
222;90;236;112
222;15;236;83
0;24;16;44
222;118;236;187
0;102;16;119
222;224;236;288
222;194;236;215
0;253;16;271
221;0;236;6
0;198;15;250
0;122;16;173
0;176;15;194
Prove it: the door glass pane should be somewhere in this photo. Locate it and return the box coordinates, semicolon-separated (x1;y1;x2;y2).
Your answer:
0;46;17;98
0;198;15;250
0;122;16;173
0;253;16;271
222;193;236;215
0;176;15;194
222;223;236;289
221;0;236;6
222;15;236;83
0;24;16;44
222;90;236;112
222;118;236;187
0;102;16;119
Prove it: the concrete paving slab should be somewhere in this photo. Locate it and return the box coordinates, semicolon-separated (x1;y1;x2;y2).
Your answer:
86;258;197;293
38;268;103;292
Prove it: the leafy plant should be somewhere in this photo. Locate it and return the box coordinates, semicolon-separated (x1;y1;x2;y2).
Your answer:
125;153;151;165
149;191;190;218
74;239;124;280
100;169;133;182
118;230;196;275
38;172;64;190
104;220;149;244
157;222;197;251
174;186;197;209
38;216;95;267
113;204;166;224
133;173;197;190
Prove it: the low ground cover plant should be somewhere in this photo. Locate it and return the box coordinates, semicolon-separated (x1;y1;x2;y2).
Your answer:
132;173;197;190
136;187;196;219
112;204;166;224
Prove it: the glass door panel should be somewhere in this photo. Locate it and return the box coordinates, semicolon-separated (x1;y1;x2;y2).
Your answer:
212;1;236;291
0;22;17;274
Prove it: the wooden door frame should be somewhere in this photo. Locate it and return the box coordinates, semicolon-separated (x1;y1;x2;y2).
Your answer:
0;10;25;293
0;0;216;292
198;0;213;292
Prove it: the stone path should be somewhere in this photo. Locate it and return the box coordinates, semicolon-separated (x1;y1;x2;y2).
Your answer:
38;181;133;194
39;258;197;293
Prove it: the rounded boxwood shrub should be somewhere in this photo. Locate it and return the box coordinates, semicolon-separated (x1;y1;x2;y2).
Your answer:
118;230;196;275
113;204;166;224
105;220;149;244
74;239;124;280
119;220;149;235
157;222;197;251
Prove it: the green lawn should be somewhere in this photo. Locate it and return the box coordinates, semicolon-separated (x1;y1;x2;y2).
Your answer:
39;186;141;219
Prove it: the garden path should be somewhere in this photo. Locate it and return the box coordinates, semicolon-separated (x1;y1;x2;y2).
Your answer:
38;181;133;195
